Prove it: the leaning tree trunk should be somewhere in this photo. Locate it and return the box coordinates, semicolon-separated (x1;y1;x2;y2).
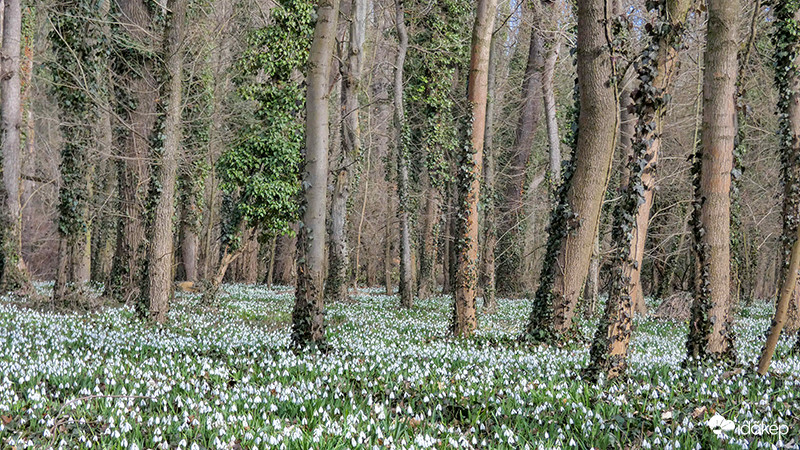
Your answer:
585;0;691;381
452;0;497;337
394;0;413;309
325;0;364;303
0;0;30;293
762;0;800;367
524;0;619;341
625;0;692;317
291;0;339;348
141;0;186;323
495;19;544;296
686;0;738;362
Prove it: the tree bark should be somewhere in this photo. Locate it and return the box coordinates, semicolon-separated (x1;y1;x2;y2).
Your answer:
452;0;497;337
585;0;691;380
481;34;500;313
394;0;413;309
417;176;440;300
326;0;364;303
542;33;561;185
525;0;619;340
108;0;157;305
496;17;544;296
143;0;185;323
291;0;339;348
687;0;738;361
0;0;29;292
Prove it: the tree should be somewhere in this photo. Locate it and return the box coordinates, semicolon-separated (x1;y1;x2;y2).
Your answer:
325;0;365;303
760;0;800;373
495;7;544;296
585;0;692;381
452;0;497;337
291;0;339;348
686;0;738;362
394;0;413;309
107;0;158;305
524;0;619;341
50;0;103;305
0;0;30;292
140;0;187;323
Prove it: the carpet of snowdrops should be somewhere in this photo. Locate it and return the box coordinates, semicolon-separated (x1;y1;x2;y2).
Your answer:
1;283;799;449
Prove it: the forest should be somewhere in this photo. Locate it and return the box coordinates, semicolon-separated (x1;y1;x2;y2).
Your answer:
1;0;800;447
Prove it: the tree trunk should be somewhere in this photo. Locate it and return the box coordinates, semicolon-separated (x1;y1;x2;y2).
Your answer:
525;0;619;340
452;0;497;337
585;0;691;380
687;0;738;361
143;0;185;323
325;0;364;303
394;0;413;309
481;34;500;313
496;18;544;296
542;33;561;185
583;233;600;316
291;0;339;348
0;0;29;292
108;0;157;305
417;177;439;300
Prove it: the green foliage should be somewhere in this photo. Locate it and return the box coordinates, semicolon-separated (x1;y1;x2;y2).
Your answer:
404;0;472;189
217;0;314;239
49;0;105;239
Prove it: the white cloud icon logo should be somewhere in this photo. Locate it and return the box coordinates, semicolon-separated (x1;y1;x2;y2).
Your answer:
707;413;736;436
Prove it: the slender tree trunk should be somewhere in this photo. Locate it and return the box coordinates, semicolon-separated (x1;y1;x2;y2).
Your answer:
326;0;364;303
759;225;800;373
394;0;413;308
142;0;185;323
525;0;619;340
687;0;738;361
496;19;544;296
384;217;394;295
542;34;561;185
417;176;439;300
291;0;339;348
452;0;496;337
0;0;29;292
481;34;500;313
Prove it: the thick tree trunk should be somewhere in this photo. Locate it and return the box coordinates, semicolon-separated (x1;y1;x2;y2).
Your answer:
0;0;29;292
525;0;619;340
291;0;339;348
687;0;738;361
496;20;544;295
452;0;496;337
108;0;157;305
143;0;185;323
394;0;413;308
91;90;117;284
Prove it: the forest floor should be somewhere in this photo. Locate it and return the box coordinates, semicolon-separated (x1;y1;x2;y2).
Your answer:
1;284;799;449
